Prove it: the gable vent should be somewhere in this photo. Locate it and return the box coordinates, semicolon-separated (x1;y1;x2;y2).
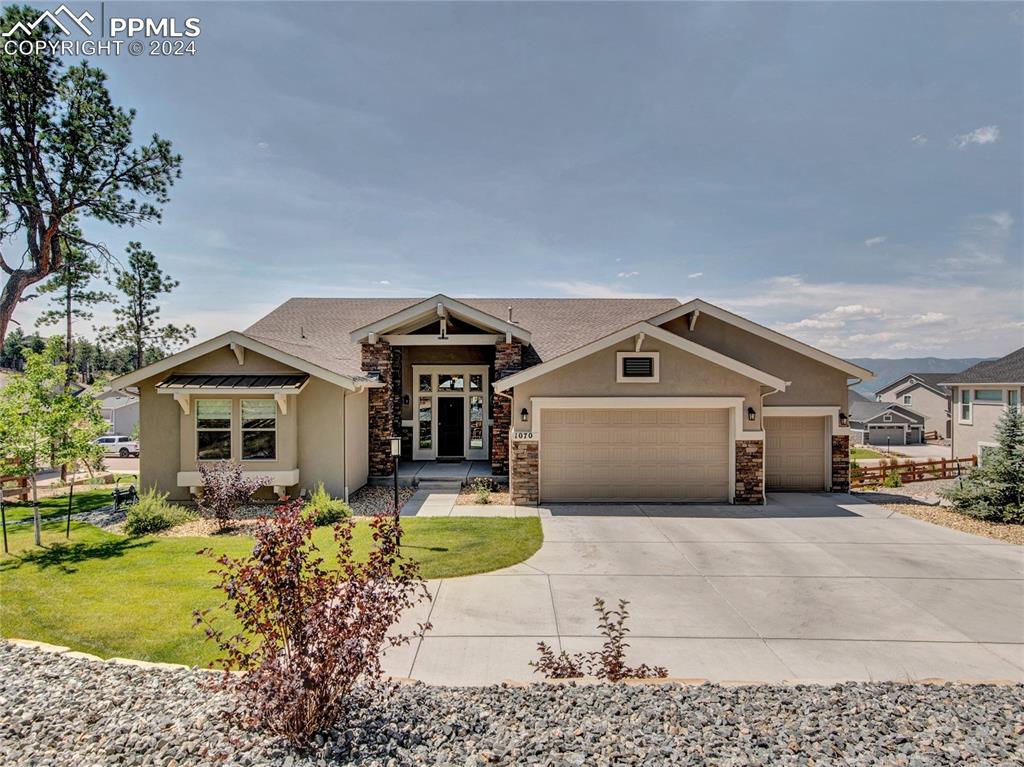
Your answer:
622;356;655;378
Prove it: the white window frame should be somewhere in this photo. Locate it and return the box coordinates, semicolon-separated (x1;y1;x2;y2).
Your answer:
883;414;893;422
958;389;972;425
241;398;277;461
902;394;912;406
410;364;490;461
196;398;233;461
1008;389;1020;411
615;351;660;383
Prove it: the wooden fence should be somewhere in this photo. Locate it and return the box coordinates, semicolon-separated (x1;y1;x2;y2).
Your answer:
851;456;977;488
922;430;941;442
1;475;29;502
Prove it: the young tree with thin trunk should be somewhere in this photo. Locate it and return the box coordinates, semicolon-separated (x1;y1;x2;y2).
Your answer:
34;227;114;386
0;5;182;346
104;242;195;370
0;338;106;546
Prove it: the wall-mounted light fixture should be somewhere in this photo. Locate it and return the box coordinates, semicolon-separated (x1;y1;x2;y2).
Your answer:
746;406;756;422
839;412;849;427
403;394;411;406
520;407;529;423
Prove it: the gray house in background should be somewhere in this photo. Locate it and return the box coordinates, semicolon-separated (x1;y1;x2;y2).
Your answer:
874;372;952;438
942;347;1024;460
97;389;140;437
849;401;925;446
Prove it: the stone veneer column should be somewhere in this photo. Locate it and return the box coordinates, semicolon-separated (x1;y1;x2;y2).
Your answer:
491;342;522;475
361;341;394;477
831;434;850;492
734;440;764;504
510;440;539;505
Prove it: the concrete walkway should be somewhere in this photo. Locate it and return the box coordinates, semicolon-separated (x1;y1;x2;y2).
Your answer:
386;493;1024;685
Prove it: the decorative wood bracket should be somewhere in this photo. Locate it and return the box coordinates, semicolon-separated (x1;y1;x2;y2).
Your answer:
275;393;288;415
634;333;646;352
689;310;701;331
229;343;245;365
173;393;190;414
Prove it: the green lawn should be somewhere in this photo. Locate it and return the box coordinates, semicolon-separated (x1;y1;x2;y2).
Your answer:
2;488;117;523
850;447;885;460
1;516;542;667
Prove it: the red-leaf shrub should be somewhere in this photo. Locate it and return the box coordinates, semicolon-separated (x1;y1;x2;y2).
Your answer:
193;499;431;745
531;598;668;682
196;461;265;531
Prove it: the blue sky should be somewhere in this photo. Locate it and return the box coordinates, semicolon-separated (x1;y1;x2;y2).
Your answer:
11;1;1024;357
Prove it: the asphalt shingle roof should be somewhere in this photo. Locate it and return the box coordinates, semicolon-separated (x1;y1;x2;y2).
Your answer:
877;372;955;395
941;347;1024;385
244;297;682;379
849;401;923;424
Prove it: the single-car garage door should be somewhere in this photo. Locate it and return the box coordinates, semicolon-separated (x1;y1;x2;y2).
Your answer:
765;416;827;491
540;408;730;502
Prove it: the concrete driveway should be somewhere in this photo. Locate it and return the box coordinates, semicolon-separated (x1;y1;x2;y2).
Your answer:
387;493;1024;685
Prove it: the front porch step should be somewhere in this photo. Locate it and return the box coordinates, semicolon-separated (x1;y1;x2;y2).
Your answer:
415;480;464;492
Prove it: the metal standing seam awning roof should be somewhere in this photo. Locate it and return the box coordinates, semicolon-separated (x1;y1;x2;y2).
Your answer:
155;374;309;391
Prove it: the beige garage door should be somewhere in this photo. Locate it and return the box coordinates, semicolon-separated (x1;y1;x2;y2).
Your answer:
540;408;730;502
764;416;827;491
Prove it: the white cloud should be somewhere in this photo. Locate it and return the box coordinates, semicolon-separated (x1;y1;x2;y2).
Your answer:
954;125;999;149
374;279;391;285
616;271;639;278
708;275;1020;357
688;272;703;279
910;134;928;146
257;141;270;151
864;236;887;247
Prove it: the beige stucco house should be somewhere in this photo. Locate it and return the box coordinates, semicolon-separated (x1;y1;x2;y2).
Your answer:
108;296;873;505
942;347;1024;460
874;373;951;438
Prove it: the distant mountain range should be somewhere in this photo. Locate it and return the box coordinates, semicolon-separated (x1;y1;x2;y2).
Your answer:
847;357;991;395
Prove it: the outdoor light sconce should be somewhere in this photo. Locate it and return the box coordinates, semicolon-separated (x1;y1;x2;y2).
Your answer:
390;437;402;457
520;407;529;423
747;406;756;422
403;394;411;406
839;412;849;427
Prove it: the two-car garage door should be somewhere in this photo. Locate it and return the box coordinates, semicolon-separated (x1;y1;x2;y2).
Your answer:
540;408;730;502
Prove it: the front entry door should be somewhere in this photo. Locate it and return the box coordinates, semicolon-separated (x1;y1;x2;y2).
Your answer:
437;397;464;457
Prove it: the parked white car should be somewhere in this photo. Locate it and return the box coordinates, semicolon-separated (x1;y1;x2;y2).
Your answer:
95;435;140;458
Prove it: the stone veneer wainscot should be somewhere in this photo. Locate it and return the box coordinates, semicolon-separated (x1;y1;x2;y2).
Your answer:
361;340;394;477
734;440;764;504
491;342;523;475
510;440;539;505
831;434;850;492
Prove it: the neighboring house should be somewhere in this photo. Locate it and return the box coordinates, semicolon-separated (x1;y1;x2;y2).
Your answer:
874;373;952;438
107;296;873;505
849;402;925;446
97;389;140;436
942;347;1024;460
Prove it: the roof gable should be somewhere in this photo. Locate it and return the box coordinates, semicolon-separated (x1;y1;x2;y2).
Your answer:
648;299;874;379
493;321;788;391
349;294;532;345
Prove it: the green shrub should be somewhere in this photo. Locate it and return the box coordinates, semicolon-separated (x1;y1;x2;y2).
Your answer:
124;488;196;536
306;482;350;526
472;477;493;504
941;406;1024;523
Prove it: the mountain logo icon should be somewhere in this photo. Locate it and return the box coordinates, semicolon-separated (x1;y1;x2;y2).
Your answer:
3;5;94;37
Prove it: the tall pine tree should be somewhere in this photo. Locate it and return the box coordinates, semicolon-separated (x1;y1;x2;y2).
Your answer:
105;242;195;370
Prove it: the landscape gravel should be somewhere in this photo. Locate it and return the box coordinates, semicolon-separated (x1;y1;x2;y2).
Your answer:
2;642;1022;767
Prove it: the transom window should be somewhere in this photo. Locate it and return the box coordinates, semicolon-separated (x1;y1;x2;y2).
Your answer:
974;389;1002;402
616;352;659;383
438;374;465;391
196;399;232;460
241;399;277;460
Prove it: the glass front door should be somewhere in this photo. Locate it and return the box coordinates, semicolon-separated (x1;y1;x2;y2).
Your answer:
411;365;489;461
